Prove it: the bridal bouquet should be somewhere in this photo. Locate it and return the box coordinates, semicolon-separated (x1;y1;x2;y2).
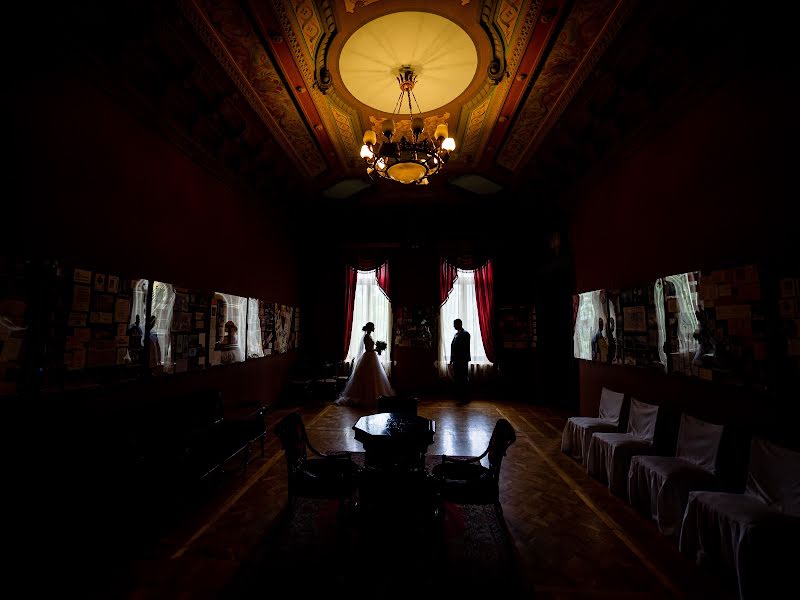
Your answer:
375;340;387;355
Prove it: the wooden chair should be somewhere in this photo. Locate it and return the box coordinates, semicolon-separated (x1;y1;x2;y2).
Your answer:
432;419;516;514
274;412;359;510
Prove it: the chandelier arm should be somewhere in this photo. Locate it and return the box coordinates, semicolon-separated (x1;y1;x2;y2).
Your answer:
392;90;405;120
410;90;423;118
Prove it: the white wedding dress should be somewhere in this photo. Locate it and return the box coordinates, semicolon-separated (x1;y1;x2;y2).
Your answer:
336;333;394;409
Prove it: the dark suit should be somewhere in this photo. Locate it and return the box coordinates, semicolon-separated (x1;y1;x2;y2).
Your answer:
450;329;471;400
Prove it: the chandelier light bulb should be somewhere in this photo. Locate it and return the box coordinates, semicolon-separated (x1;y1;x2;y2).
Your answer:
360;144;374;159
442;137;456;151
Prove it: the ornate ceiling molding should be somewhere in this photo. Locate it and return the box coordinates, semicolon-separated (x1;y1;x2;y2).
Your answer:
468;0;542;164
313;1;337;94
269;0;359;163
497;0;634;171
481;0;509;84
182;0;326;177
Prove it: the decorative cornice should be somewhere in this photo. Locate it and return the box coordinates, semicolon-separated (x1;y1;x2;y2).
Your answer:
481;0;509;84
498;0;634;171
181;0;325;177
313;0;337;94
270;0;356;161
472;0;541;163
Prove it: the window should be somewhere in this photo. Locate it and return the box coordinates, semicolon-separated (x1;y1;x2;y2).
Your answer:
439;269;492;376
346;270;392;371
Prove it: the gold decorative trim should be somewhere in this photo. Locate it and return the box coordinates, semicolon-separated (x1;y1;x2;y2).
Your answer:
344;0;381;13
498;0;634;171
496;0;524;45
182;0;326;177
459;97;493;159
331;106;358;158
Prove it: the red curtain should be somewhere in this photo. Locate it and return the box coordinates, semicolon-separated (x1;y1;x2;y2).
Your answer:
375;261;390;300
474;260;496;363
343;266;357;360
439;258;458;306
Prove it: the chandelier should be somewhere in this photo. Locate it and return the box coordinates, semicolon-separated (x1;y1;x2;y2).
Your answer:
359;67;456;185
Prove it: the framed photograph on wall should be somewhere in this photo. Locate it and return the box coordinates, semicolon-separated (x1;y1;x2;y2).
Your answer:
623;306;646;332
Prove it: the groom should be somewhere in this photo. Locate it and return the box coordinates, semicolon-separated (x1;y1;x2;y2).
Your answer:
450;319;471;404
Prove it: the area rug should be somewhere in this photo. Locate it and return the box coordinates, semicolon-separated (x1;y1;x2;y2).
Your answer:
221;476;524;596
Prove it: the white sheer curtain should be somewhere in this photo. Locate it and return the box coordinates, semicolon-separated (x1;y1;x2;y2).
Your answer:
666;273;700;354
654;279;668;370
573;290;607;360
438;269;492;378
346;270;392;373
246;297;263;358
151;281;175;370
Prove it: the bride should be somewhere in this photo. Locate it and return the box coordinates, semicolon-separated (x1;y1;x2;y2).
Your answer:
336;322;394;408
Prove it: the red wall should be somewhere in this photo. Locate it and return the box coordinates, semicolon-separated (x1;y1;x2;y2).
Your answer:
10;70;300;414
568;70;798;429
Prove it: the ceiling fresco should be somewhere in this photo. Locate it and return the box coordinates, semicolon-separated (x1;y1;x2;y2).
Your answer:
176;0;634;190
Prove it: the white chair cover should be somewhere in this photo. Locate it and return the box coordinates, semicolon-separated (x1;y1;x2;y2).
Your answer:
587;399;660;495
627;398;659;442
745;438;800;516
627;415;723;536
561;387;625;464
675;414;724;474
680;438;800;599
598;387;625;425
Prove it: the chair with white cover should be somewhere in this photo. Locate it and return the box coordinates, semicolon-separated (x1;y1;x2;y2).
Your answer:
561;387;625;465
587;398;660;497
628;414;724;537
679;438;800;600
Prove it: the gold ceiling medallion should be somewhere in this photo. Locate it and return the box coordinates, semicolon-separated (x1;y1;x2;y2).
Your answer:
360;67;456;185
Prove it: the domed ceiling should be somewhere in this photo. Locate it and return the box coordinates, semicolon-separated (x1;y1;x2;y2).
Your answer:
178;0;636;191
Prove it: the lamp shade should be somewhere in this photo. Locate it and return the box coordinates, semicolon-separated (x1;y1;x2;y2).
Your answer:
360;144;374;159
434;124;449;140
362;130;377;145
411;116;424;134
382;119;396;137
442;137;456;151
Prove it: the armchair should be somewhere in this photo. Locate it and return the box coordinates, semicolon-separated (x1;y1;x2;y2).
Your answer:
274;412;359;509
432;419;516;513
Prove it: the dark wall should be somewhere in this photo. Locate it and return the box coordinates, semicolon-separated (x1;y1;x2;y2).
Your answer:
568;69;798;431
10;68;300;414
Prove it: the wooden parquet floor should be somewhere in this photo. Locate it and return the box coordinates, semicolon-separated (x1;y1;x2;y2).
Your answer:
107;397;736;599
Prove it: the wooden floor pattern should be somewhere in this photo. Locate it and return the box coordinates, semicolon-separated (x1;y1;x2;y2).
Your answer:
115;397;736;599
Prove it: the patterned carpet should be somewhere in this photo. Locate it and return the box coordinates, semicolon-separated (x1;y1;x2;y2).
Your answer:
221;457;524;596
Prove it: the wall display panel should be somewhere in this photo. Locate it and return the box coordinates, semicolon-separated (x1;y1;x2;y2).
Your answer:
0;257;33;396
613;284;666;372
498;304;537;349
292;307;301;351
61;266;149;386
778;277;800;375
209;293;247;365
273;304;295;355
151;282;210;374
690;265;767;387
246;298;275;358
393;305;437;348
573;290;608;361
